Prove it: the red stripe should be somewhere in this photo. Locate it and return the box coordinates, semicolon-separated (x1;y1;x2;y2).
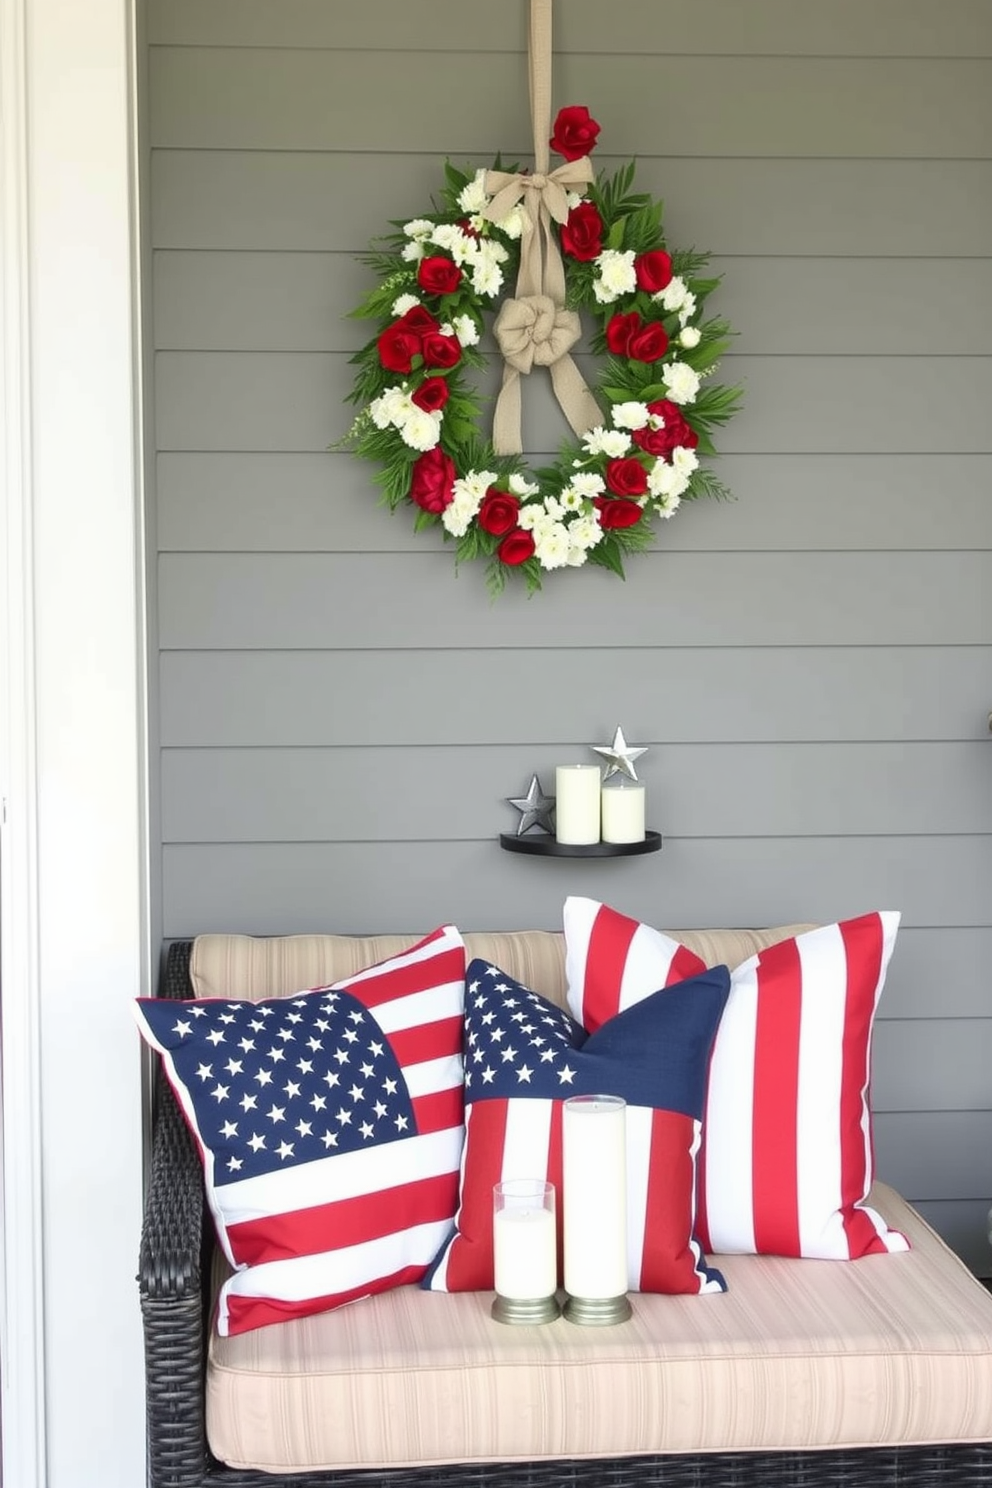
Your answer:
751;938;802;1256
226;1170;459;1268
695;1128;712;1254
668;942;708;986
223;1263;426;1336
583;905;639;1031
838;914;885;1257
444;1101;510;1290
640;1109;701;1291
411;1084;464;1135
341;941;464;1008
388;1015;463;1066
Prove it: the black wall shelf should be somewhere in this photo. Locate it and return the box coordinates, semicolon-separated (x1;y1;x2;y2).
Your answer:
498;830;662;858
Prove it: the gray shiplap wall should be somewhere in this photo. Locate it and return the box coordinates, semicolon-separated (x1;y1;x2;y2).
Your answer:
145;0;992;1267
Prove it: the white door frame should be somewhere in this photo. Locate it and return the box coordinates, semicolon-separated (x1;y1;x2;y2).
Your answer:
0;0;148;1484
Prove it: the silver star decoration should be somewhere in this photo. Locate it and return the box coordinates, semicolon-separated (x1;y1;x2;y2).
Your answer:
506;774;556;836
591;725;648;782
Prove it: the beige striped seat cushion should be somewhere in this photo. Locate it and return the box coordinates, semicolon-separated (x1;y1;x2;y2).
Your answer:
206;1183;992;1470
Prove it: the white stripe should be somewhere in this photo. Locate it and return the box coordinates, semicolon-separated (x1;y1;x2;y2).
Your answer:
501;1098;553;1182
796;924;848;1256
217;1216;452;1332
370;981;464;1033
618;924;680;1012
703;965;758;1254
336;926;464;990
218;1125;463;1226
624;1105;652;1289
404;1053;463;1097
563;896;595;1023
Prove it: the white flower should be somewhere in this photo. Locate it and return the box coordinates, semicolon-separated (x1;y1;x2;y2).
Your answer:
672;445;699;479
403;218;434;240
452;313;480;348
455;470;498;507
568;515;604;550
429;223;478;266
593;249;637;304
498;206;526;240
441;493;478;538
558;488;585;513
471;257;504;298
661;361;701;406
679;294;698;326
534;521;572;570
679;326;702;349
457;170;490;215
611;400;650;431
516;504;543;531
508;472;540;498
480;238;509;265
399;407;443;452
391;294;421;317
648;459;690;500
565;190;585;210
653;491;682;519
582;426;630;459
369;385;413;430
656;275;690;312
568;471;607;499
401;240;426;263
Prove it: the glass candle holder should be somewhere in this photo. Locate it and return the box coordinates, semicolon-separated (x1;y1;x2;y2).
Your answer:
562;1094;632;1325
491;1178;560;1325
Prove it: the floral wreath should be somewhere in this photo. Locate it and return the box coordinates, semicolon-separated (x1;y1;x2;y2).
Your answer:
341;104;742;594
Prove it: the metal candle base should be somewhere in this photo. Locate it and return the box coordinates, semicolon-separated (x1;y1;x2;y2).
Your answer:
491;1293;561;1325
563;1293;632;1326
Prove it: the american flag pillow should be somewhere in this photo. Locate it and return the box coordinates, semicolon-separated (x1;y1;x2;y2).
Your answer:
564;897;908;1261
134;925;467;1335
424;956;731;1295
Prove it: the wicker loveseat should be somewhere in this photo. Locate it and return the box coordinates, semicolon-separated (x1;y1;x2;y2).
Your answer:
139;931;992;1488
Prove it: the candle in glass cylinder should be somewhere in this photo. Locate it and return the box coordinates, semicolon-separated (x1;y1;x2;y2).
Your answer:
492;1180;557;1300
562;1094;628;1304
555;764;601;844
601;779;646;844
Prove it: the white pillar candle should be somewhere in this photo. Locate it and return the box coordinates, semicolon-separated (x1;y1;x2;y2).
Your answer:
601;780;646;844
562;1095;628;1299
555;764;601;845
493;1180;557;1300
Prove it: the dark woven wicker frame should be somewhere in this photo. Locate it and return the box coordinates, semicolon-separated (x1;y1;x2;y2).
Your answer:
140;941;992;1488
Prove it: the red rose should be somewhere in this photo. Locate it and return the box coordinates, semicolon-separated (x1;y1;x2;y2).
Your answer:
606;311;642;356
411;377;450;414
398;305;439;335
478;488;521;537
632;399;699;458
417;255;463;296
560;201;604;261
626;320;669;362
549;104;601;162
457;217;481;240
421;331;461;369
377;324;421;374
497;528;537;566
605;457;649;498
594;497;645;530
409;447;456;514
634;250;673;294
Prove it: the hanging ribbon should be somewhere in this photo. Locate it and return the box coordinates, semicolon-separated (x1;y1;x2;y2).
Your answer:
481;0;603;455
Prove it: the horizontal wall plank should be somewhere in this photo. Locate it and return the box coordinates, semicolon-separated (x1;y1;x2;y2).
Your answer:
156;452;992;555
873;1113;992;1202
157;551;992;649
149;50;992;159
873;1021;992;1114
161;835;992;937
151;152;992;258
911;1201;990;1273
160;742;992;843
146;0;992;58
158;646;992;748
154;351;992;456
154;251;992;357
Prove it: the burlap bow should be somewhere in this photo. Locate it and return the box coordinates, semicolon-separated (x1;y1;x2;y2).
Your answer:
479;0;603;454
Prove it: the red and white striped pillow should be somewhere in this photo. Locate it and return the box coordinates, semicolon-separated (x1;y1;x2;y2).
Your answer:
564;898;908;1260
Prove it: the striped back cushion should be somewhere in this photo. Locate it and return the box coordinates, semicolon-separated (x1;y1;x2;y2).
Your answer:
564;897;908;1260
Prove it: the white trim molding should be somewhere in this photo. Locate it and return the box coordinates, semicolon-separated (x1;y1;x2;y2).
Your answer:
0;0;48;1482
